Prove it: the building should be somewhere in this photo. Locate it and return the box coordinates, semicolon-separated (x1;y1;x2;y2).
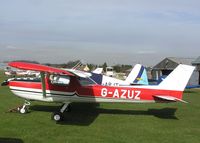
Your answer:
152;57;200;85
192;56;200;84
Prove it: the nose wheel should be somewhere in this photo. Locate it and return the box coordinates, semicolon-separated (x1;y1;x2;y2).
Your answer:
52;102;71;122
18;100;30;114
19;106;28;114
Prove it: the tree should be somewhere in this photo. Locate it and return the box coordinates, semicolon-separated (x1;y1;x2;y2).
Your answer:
113;64;121;73
113;64;132;73
87;64;97;71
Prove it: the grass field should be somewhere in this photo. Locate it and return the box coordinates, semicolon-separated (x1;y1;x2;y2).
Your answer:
0;71;200;143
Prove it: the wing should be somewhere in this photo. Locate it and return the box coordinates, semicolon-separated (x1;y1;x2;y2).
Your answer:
153;95;187;103
66;69;92;78
8;62;74;76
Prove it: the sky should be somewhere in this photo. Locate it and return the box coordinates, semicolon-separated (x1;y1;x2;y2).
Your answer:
0;0;200;66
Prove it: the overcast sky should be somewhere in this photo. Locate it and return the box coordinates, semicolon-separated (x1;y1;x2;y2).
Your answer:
0;0;200;66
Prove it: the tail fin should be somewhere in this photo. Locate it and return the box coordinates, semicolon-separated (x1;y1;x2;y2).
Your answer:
158;64;195;91
125;64;148;85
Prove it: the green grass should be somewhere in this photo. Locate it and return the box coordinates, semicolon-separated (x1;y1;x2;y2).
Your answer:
0;70;200;143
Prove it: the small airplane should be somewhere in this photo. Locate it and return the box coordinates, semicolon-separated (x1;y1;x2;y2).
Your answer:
4;70;16;76
2;62;195;122
66;64;149;86
4;68;40;77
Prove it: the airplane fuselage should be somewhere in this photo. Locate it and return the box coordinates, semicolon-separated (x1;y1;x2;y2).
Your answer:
8;76;182;103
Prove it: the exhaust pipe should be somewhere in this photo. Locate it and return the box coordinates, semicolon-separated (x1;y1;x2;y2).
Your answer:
1;80;9;86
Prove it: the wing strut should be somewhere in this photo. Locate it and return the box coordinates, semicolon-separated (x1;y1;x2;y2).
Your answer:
40;72;46;98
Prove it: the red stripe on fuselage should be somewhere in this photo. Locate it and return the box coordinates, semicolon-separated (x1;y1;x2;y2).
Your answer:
9;81;42;89
86;86;182;101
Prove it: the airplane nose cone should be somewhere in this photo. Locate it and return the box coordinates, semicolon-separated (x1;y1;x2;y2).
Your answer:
1;80;9;86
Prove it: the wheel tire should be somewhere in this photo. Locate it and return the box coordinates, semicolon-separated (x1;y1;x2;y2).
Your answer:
19;107;28;114
52;112;63;122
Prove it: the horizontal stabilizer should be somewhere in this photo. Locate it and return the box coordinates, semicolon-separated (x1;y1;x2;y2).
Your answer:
153;95;188;103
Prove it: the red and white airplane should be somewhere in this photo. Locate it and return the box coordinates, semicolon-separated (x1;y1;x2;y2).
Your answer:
2;62;195;122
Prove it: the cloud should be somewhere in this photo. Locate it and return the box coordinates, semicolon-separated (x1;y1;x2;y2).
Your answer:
0;0;200;66
5;45;19;49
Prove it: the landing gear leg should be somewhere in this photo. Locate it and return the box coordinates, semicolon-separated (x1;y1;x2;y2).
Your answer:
52;102;71;122
18;100;31;114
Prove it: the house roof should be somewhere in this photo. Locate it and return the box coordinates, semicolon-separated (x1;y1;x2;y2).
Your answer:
153;57;195;70
168;57;195;65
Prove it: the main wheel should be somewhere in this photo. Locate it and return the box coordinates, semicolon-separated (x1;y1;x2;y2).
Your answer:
52;112;63;122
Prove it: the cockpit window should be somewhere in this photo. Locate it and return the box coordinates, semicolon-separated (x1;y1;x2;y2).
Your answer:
78;77;96;86
50;74;70;86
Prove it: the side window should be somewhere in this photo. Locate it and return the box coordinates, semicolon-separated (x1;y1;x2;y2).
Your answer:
50;74;70;86
78;77;96;86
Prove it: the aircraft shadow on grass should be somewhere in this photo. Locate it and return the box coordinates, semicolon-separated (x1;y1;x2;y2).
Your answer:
184;90;198;94
0;137;23;143
30;103;178;126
